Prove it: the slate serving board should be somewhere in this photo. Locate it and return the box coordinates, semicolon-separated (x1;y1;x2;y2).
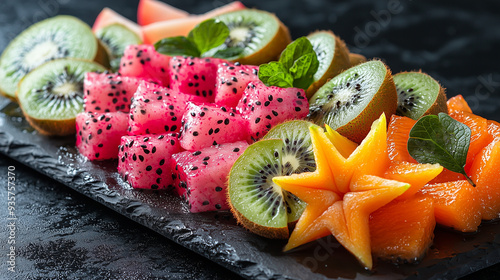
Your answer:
1;0;500;279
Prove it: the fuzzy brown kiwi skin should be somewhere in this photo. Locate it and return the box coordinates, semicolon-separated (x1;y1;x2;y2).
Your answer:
337;60;398;143
230;10;291;65
227;195;289;239
24;115;76;136
395;71;448;119
348;53;367;67
306;31;351;99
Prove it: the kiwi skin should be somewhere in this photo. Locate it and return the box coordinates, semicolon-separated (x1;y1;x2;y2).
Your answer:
336;60;398;143
306;31;351;99
229;10;292;65
348;53;367;67
395;71;448;119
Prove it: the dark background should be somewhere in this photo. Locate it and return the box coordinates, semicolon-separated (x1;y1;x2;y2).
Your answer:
0;0;499;279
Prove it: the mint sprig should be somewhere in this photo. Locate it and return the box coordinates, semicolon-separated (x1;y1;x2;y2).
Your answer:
407;113;476;186
258;37;319;90
154;19;242;59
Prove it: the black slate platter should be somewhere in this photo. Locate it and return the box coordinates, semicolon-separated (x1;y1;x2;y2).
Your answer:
1;95;500;280
1;0;500;279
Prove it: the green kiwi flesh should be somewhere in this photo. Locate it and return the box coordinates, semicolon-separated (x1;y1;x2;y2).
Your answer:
394;72;446;120
228;139;307;239
17;58;106;135
95;23;142;72
308;61;388;130
0;16;102;99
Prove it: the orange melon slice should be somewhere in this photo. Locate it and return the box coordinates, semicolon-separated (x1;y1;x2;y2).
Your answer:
387;115;417;163
419;180;480;232
469;139;500;220
384;161;443;200
427;168;466;185
137;0;189;26
370;195;435;262
447;94;472;113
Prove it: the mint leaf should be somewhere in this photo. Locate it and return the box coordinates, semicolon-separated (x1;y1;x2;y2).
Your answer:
259;62;293;88
211;47;244;60
188;19;229;54
258;37;318;89
407;113;475;186
289;52;319;89
154;36;201;57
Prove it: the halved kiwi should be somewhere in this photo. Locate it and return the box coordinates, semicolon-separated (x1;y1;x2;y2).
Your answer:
213;9;291;65
16;59;106;136
308;60;397;143
393;71;447;120
229;120;319;239
0;16;107;100
95;23;142;72
306;31;350;98
348;53;367;66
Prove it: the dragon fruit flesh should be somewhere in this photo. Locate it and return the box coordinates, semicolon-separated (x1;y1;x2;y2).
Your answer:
128;81;207;135
179;102;250;151
83;72;142;113
119;44;170;86
76;111;129;160
118;133;182;190
169;56;225;102
215;62;259;108
237;81;309;141
171;141;248;212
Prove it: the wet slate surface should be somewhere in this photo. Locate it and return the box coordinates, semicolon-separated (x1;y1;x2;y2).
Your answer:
1;0;500;279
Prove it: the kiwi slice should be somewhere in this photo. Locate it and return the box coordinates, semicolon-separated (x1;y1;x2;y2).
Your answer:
0;16;107;100
394;71;447;120
348;53;367;66
306;31;350;99
16;58;106;136
308;60;397;143
95;23;142;72
229;139;306;239
213;9;291;65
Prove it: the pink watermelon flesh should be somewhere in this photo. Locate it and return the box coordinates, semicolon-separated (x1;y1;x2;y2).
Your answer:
119;44;170;86
179;102;250;151
83;72;142;113
171;141;248;212
118;133;182;190
215;62;259;108
236;81;310;141
76;111;129;160
169;56;226;102
128;81;207;135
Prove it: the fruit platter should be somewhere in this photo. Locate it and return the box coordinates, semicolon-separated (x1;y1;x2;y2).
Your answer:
1;0;499;279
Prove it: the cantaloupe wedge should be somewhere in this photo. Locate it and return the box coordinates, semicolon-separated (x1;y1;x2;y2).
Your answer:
370;195;435;262
137;0;189;25
142;2;246;44
93;8;143;39
427;168;466;185
447;94;472;113
386;115;417;164
420;180;481;232
469;139;500;220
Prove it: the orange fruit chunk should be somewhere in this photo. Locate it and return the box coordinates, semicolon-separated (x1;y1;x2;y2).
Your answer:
427;168;466;185
449;111;490;170
469;139;500;220
447;94;472;113
370;194;435;262
419;180;480;232
387;115;417;163
384;161;443;200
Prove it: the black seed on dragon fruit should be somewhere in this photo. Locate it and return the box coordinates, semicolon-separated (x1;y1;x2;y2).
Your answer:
179;102;250;151
128;81;207;135
171;141;248;212
83;72;142;113
236;81;309;142
168;56;226;102
118;133;182;190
